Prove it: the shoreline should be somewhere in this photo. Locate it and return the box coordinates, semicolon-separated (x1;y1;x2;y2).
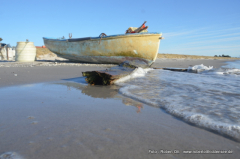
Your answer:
0;58;236;88
36;47;240;60
157;53;240;60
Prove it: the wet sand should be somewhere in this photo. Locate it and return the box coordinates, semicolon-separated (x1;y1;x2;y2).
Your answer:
0;62;115;88
0;59;240;159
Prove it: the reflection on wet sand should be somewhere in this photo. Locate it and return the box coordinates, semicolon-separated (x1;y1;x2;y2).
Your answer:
1;76;239;159
122;98;143;113
56;77;144;113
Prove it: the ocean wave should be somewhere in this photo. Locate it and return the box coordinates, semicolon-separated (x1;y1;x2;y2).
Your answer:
114;67;153;85
116;63;240;141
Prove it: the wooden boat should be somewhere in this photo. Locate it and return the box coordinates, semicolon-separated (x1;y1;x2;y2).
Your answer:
43;32;162;66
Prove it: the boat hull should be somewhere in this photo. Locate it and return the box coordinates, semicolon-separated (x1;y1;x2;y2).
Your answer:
43;33;162;65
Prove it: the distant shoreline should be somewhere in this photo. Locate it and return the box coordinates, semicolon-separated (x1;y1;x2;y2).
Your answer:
37;48;240;60
157;53;240;60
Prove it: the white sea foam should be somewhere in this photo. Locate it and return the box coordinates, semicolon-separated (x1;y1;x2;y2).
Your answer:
188;64;213;71
114;67;153;84
188;63;240;75
205;68;240;75
117;61;240;141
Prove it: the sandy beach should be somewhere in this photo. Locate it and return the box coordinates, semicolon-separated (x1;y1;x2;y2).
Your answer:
0;59;239;159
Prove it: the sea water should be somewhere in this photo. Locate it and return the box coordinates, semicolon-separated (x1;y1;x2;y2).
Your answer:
116;60;240;141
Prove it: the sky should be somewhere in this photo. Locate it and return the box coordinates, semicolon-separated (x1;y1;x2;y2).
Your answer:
1;0;240;57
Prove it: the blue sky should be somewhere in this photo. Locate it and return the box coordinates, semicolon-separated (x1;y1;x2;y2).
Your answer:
1;0;240;57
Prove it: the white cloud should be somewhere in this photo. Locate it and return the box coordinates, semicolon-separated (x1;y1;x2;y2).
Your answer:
161;26;240;57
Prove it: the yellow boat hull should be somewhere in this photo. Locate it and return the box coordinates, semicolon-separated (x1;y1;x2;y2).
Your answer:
43;32;162;65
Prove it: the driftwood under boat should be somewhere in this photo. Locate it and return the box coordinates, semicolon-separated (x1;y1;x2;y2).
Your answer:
82;60;189;85
82;67;134;85
82;60;148;85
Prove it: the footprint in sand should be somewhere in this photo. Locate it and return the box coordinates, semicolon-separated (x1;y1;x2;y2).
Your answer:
27;116;38;125
0;152;23;159
27;116;35;119
31;121;38;125
104;128;111;131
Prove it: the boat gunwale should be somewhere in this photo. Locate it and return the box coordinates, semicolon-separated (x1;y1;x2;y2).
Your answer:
43;32;162;42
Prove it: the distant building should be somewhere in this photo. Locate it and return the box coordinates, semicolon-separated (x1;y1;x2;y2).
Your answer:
0;43;15;60
0;43;6;47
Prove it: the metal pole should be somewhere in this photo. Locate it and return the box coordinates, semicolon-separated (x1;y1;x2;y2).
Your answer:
7;46;9;60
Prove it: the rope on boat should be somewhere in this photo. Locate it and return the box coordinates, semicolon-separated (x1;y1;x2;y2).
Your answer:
99;33;107;44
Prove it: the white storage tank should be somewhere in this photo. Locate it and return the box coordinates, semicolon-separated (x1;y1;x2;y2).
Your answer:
15;41;36;62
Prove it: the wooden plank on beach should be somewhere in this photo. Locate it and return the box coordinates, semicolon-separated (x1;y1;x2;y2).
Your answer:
153;67;188;72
